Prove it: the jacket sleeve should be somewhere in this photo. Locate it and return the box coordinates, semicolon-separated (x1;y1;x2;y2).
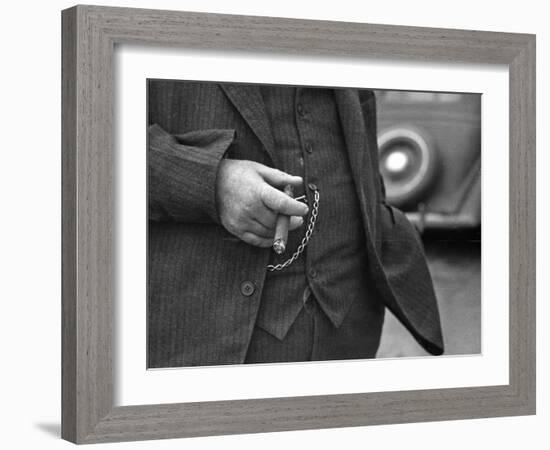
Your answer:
377;178;445;355
148;123;235;223
360;89;444;355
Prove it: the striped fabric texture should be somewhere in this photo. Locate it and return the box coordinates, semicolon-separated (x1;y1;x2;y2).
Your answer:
147;80;443;368
257;85;384;347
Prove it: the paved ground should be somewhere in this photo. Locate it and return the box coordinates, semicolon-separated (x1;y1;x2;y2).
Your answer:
376;239;481;358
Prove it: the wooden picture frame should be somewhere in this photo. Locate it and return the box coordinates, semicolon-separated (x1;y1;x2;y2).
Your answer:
61;5;536;443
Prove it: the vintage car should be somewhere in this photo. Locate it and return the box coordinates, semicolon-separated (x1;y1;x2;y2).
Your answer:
374;90;481;235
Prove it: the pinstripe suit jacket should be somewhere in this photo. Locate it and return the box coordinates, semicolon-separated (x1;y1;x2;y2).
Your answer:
147;80;444;367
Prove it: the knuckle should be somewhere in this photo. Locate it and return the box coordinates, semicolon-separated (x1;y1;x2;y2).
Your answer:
258;185;268;202
227;217;241;233
221;215;232;230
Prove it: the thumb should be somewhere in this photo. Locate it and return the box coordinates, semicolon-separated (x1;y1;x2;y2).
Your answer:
258;166;303;189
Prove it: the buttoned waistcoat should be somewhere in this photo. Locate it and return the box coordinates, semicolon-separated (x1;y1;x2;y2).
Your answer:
147;80;444;368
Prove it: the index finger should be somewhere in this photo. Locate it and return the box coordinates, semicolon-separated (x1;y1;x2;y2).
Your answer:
260;185;309;216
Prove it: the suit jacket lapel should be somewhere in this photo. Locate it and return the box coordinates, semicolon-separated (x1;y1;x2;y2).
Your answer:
220;84;279;166
334;89;377;237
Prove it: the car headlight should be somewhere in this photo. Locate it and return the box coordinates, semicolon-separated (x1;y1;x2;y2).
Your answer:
378;126;438;208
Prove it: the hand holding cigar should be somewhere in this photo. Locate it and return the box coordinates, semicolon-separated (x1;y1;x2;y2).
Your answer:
216;160;307;249
272;185;308;254
272;184;294;254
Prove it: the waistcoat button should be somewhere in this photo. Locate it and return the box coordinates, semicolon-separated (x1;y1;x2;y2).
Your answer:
240;281;255;297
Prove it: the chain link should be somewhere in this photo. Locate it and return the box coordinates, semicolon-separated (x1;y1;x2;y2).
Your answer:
267;189;319;272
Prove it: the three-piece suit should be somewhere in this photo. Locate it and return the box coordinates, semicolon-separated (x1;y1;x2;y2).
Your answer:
147;80;443;368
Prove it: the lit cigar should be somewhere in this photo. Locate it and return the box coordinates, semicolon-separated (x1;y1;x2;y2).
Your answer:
272;184;294;254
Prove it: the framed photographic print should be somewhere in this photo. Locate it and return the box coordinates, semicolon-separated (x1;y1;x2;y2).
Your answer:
61;4;535;444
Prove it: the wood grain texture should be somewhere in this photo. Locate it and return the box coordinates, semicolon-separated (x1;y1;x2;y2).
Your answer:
61;4;536;444
61;7;77;443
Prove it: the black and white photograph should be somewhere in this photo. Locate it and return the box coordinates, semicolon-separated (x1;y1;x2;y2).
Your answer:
146;80;481;368
1;0;543;447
